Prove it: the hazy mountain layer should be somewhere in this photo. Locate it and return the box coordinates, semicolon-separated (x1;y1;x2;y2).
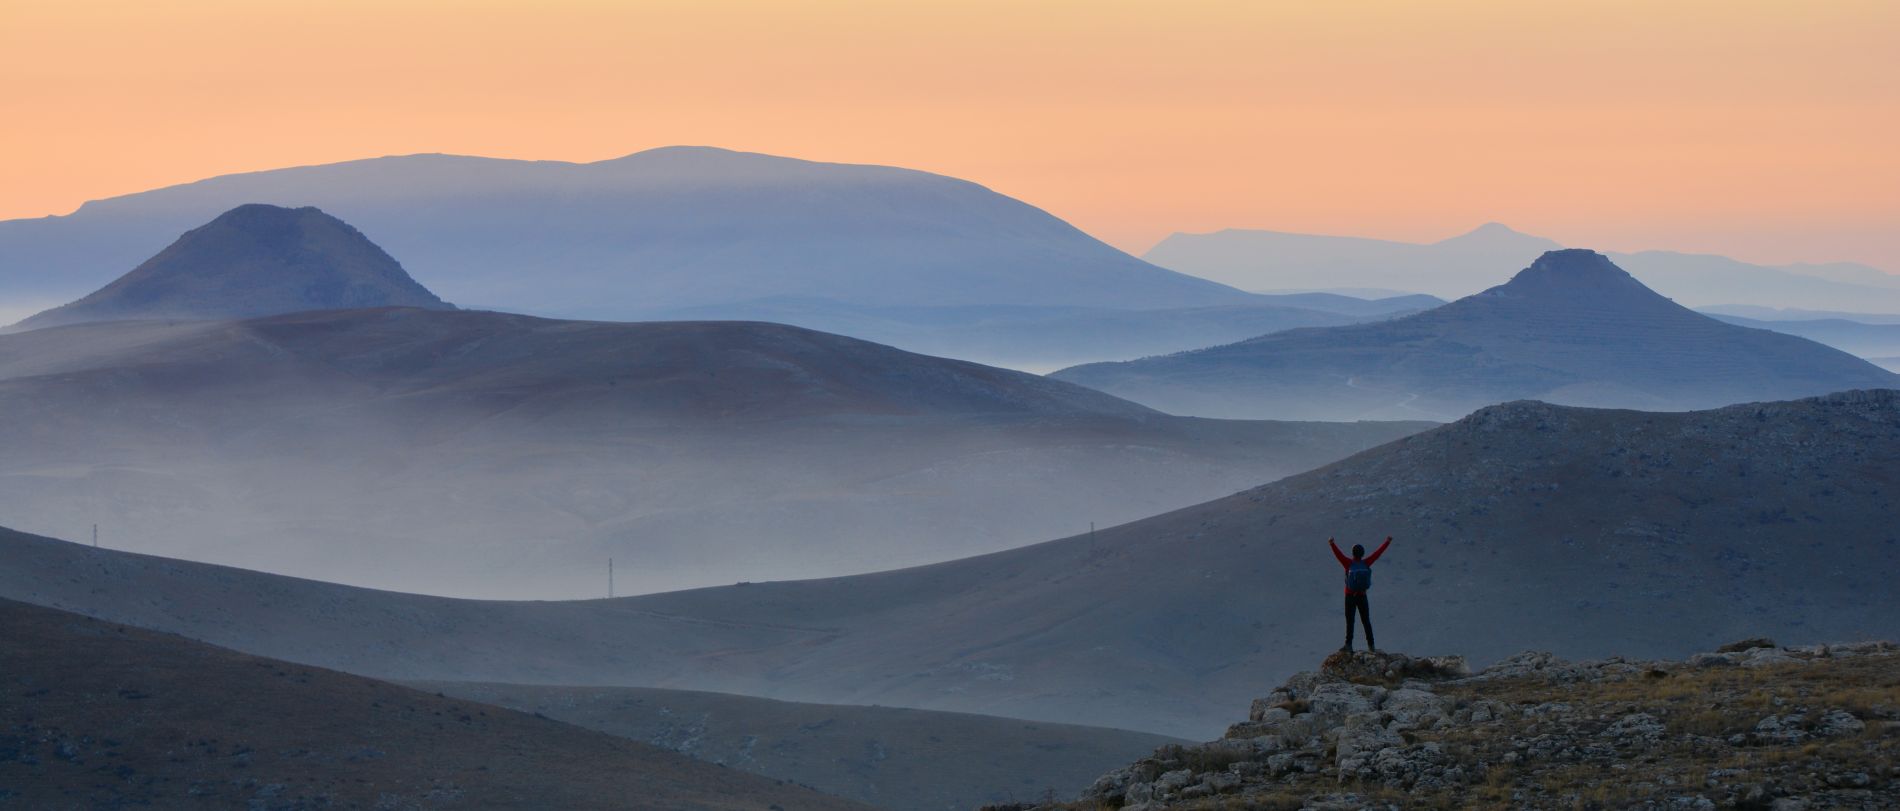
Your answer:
11;204;450;330
0;598;868;811
1053;250;1899;420
1699;304;1900;324
0;147;1248;317
645;297;1438;371
0;307;1425;597
1706;313;1900;360
6;390;1895;738
415;681;1182;811
1145;223;1900;312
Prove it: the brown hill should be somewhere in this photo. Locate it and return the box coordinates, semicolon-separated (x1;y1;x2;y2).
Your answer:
0;597;867;811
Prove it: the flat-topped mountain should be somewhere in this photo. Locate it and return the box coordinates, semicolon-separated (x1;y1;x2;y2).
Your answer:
1053;250;1900;420
11;204;450;330
0;307;1424;597
0;598;867;811
5;390;1896;738
0;147;1248;317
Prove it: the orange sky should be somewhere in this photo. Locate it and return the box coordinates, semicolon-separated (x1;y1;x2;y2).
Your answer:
3;1;1897;270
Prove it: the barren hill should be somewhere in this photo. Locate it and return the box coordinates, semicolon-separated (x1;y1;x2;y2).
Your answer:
4;391;1895;738
0;598;867;811
415;681;1182;811
11;204;451;330
1023;643;1899;810
0;307;1424;597
1054;250;1900;420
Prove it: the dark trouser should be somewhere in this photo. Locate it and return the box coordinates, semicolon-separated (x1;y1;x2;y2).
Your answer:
1344;592;1374;651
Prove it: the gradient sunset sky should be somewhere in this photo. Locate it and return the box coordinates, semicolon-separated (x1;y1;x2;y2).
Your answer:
4;1;1896;270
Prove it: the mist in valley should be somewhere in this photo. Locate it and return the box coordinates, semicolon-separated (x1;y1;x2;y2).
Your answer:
4;7;1898;805
0;308;1426;598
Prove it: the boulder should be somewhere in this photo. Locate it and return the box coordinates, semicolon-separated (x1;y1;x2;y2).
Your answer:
1715;637;1778;653
1335;712;1404;779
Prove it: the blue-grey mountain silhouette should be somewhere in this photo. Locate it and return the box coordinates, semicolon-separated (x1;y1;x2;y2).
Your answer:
0;307;1424;597
1146;222;1900;312
1053;250;1900;420
0;147;1244;315
11;204;451;330
0;148;1405;366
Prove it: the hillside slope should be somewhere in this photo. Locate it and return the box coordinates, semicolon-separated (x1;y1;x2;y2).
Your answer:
416;681;1181;811
4;390;1895;738
0;307;1425;597
0;598;867;811
1054;250;1899;420
11;204;451;330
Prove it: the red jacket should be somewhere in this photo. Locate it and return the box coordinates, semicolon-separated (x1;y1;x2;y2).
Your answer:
1331;537;1390;595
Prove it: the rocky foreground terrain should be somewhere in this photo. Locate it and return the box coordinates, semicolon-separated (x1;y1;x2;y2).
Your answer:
999;642;1899;810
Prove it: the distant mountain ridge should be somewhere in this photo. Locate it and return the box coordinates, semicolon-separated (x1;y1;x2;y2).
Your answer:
0;147;1250;316
1052;249;1900;420
1146;222;1900;312
11;204;450;330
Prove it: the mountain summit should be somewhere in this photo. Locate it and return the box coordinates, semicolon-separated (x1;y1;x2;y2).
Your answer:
1478;247;1671;307
1053;250;1900;420
12;204;451;331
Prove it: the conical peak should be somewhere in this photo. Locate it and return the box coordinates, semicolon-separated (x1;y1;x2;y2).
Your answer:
1467;222;1519;236
9;204;450;330
191;204;349;245
1488;249;1655;300
212;202;323;223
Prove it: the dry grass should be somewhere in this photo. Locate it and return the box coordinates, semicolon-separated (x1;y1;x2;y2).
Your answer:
1039;652;1898;810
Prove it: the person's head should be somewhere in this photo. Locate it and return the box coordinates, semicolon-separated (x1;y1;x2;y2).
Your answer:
1351;543;1365;559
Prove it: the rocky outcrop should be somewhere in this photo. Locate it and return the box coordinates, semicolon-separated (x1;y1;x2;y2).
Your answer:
1014;641;1899;810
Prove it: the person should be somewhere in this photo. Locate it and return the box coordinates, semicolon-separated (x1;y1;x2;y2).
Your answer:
1330;536;1391;652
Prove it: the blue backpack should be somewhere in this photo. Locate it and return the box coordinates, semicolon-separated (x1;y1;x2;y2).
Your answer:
1345;560;1372;592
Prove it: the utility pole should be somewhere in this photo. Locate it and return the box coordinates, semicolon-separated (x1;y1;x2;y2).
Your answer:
92;524;98;548
608;557;615;599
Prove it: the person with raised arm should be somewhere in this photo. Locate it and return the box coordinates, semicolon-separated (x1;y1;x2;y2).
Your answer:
1330;536;1392;652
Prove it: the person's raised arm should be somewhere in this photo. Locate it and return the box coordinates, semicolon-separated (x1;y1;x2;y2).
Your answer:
1329;537;1350;568
1365;536;1392;564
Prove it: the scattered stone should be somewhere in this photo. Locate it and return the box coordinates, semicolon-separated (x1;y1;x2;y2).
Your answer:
1062;642;1898;810
1717;637;1778;653
1813;709;1865;738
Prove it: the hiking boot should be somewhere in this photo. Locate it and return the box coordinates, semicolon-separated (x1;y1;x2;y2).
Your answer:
1339;645;1353;653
